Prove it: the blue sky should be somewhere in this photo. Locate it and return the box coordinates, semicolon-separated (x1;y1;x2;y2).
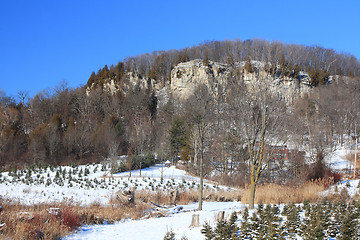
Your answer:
1;0;359;98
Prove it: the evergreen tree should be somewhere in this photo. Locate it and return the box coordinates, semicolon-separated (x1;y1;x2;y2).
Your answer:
211;212;239;240
169;117;188;159
302;203;325;240
240;207;251;239
115;61;125;82
214;220;230;240
148;91;158;121
163;228;176;240
309;68;330;87
338;211;355;240
201;222;214;240
282;202;301;239
86;72;96;87
228;212;239;239
250;211;260;239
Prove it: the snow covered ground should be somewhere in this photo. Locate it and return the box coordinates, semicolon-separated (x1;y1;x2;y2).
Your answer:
324;148;354;171
63;149;360;240
1;148;359;239
63;202;245;240
0;164;227;205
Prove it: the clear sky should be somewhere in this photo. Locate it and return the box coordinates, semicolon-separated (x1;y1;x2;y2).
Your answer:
1;0;359;98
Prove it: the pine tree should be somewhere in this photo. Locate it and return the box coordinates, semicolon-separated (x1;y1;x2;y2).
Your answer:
115;61;125;82
163;228;176;240
201;222;214;240
318;200;331;238
250;211;260;239
282;202;301;239
212;212;239;240
338;211;355;240
214;220;230;240
302;203;325;240
86;72;96;88
240;207;251;239
169;117;188;159
228;212;239;238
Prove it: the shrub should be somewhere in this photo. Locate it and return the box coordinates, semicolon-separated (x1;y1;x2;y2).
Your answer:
61;207;81;230
163;228;176;240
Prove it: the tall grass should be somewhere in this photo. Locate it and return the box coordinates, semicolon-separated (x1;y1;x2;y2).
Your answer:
0;200;154;239
241;181;328;204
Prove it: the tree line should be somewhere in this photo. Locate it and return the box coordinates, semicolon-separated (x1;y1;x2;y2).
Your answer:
86;38;359;90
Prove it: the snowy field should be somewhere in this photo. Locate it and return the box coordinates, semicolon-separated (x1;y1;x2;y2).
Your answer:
64;202;245;240
1;148;359;239
0;164;227;205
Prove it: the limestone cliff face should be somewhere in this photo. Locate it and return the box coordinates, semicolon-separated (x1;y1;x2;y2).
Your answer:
170;59;312;104
170;59;230;100
90;59;313;105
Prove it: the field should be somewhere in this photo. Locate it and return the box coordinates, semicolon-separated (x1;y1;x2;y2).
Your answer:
0;149;359;239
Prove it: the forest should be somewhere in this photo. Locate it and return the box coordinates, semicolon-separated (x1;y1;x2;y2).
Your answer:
0;38;360;189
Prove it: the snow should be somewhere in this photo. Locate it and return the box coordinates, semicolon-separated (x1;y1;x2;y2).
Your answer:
1;148;360;239
115;164;204;183
63;202;245;240
0;163;229;206
324;148;354;170
62;149;360;239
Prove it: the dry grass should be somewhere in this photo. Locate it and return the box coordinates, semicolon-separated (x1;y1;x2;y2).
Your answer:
241;181;327;205
113;189;242;206
0;180;337;239
0;200;155;240
0;202;71;240
345;153;360;168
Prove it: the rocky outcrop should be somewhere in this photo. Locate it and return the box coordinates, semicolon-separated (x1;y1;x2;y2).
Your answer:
88;59;313;105
170;59;312;104
170;59;230;100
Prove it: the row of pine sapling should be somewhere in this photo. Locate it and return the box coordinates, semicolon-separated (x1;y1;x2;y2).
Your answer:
0;164;216;192
201;200;360;240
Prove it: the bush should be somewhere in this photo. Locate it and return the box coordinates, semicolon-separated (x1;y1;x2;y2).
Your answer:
61;207;81;230
163;228;176;240
130;153;156;170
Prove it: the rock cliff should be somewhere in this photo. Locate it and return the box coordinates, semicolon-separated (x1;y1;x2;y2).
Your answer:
170;59;312;104
92;59;313;105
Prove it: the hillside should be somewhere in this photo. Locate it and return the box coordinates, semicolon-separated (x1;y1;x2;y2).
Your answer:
0;39;360;186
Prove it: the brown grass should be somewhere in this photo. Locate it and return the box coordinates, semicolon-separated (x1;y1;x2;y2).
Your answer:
241;181;326;205
0;200;155;240
114;189;242;206
0;180;336;239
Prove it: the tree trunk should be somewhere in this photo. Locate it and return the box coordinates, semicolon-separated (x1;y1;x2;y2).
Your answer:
198;152;204;211
305;111;312;143
140;161;142;177
249;164;256;209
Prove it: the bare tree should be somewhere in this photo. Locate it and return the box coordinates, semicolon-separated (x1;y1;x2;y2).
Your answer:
228;77;287;209
185;84;213;210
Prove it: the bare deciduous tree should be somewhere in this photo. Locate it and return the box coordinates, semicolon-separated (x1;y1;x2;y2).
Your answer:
186;84;213;210
228;77;287;209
